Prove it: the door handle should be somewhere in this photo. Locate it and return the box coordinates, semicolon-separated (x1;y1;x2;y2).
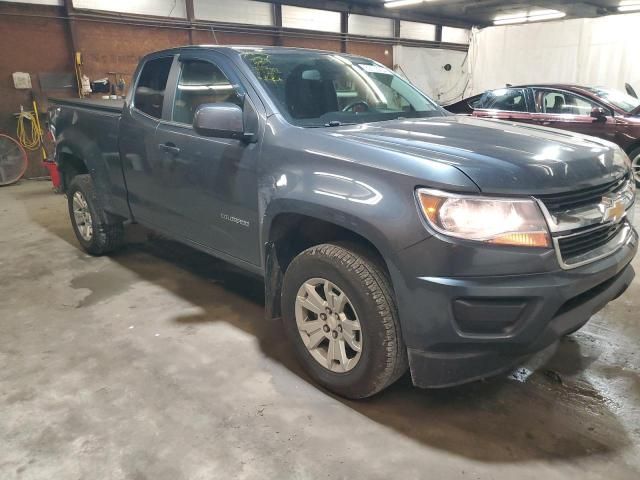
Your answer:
158;143;180;155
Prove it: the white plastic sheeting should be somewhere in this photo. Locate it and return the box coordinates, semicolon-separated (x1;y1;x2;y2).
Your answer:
348;13;394;38
2;0;62;5
73;0;186;18
281;5;341;33
399;20;436;41
467;12;640;96
193;0;273;25
393;45;469;104
442;26;470;45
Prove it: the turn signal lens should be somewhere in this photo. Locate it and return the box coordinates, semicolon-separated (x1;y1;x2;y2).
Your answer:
417;189;551;248
489;232;551;248
418;194;445;224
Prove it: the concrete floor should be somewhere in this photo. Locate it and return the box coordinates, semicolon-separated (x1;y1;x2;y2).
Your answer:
1;180;639;480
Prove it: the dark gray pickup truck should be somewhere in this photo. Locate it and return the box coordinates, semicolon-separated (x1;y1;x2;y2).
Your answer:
50;46;638;398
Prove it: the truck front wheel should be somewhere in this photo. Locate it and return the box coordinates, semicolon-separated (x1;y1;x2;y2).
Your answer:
67;174;123;256
281;243;408;398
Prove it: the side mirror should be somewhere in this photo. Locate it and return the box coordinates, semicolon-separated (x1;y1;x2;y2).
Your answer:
193;103;246;140
590;107;607;122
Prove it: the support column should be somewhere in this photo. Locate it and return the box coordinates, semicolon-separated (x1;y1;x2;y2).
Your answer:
340;11;348;53
274;3;283;46
186;0;195;45
63;0;82;97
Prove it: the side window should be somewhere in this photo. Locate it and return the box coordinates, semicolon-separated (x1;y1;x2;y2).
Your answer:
172;60;242;125
479;88;527;112
536;90;601;116
134;57;173;119
469;97;483;109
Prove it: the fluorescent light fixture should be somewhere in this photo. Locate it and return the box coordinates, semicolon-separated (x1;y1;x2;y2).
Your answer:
493;12;528;25
494;9;566;25
619;1;640;12
385;0;425;8
528;9;567;21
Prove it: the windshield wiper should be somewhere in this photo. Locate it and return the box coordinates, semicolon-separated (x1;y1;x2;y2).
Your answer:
324;120;355;127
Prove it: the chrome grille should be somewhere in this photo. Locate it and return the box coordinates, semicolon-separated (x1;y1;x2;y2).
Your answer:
558;221;625;261
534;172;636;269
538;174;628;214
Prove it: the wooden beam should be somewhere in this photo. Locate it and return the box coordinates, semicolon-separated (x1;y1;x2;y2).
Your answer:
340;11;348;53
273;3;283;46
185;0;195;44
63;0;82;97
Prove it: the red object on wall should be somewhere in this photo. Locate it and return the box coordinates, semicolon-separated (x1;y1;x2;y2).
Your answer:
43;161;61;190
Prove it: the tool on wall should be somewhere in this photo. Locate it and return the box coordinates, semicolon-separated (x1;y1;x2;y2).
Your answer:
90;77;111;94
108;72;127;98
16;92;46;161
10;72;59;189
74;51;92;98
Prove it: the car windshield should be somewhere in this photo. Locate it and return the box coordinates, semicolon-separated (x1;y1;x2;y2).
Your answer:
586;87;640;114
242;51;444;126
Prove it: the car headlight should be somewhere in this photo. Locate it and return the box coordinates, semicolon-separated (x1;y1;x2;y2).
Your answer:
613;146;631;169
417;189;551;248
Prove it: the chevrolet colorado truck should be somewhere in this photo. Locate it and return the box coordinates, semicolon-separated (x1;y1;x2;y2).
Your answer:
49;46;638;399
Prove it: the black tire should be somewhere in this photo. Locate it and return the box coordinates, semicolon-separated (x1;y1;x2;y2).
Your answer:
67;174;124;255
629;147;640;187
281;243;408;399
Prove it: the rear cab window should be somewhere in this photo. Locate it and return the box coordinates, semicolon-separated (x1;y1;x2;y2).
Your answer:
134;57;173;118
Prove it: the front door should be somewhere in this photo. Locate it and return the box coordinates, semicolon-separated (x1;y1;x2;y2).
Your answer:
153;54;262;266
472;87;536;124
530;88;618;142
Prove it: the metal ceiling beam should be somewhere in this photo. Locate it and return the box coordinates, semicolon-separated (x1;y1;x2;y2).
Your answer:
269;0;473;28
330;0;620;27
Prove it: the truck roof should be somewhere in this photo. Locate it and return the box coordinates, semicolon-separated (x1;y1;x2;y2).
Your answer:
142;45;369;61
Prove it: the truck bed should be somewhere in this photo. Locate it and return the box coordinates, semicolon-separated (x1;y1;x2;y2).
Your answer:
49;95;128;217
49;97;124;113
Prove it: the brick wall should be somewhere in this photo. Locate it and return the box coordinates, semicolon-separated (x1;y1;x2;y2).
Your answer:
0;3;74;178
0;3;398;179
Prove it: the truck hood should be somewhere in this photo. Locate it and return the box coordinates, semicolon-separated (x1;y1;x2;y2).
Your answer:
328;116;628;195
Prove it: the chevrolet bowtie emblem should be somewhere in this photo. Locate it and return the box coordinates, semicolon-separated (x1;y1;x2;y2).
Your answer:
601;195;625;223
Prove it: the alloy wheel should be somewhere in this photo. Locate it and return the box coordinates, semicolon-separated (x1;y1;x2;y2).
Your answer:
633;153;640;185
294;277;362;373
72;191;93;241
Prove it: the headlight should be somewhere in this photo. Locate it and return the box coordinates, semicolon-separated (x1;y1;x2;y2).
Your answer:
613;146;631;170
417;189;551;248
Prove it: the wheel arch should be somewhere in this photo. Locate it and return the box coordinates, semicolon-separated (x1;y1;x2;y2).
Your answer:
625;140;640;157
263;206;398;322
56;143;89;193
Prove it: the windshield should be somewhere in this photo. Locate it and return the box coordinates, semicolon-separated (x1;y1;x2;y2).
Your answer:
242;52;444;126
585;87;640;114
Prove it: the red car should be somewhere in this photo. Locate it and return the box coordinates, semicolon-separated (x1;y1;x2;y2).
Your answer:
445;85;640;185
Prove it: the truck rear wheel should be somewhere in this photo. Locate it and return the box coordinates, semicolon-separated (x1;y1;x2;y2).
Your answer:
67;174;123;256
281;243;407;398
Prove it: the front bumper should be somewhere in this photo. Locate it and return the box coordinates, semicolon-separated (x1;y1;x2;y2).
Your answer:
392;224;638;388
